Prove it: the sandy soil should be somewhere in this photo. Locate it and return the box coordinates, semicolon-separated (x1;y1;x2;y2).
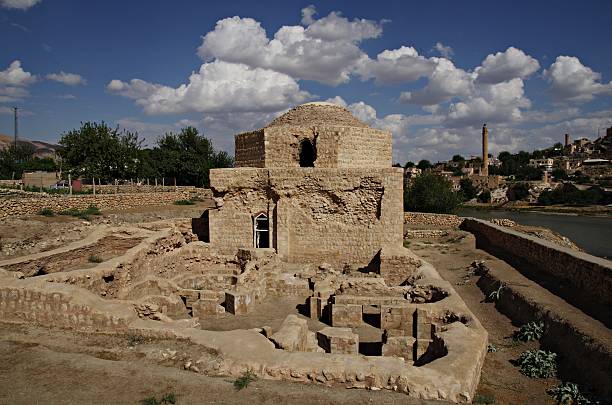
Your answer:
408;231;559;405
0;202;566;404
0;322;438;405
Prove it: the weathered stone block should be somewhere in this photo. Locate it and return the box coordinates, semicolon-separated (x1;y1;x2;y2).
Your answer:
316;326;359;355
224;290;252;315
309;296;323;320
331;303;362;327
382;336;416;359
192;298;225;318
269;314;311;352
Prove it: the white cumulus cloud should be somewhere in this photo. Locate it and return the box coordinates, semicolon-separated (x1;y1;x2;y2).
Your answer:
400;58;473;105
544;56;612;102
0;0;41;10
197;7;384;85
476;47;540;84
433;42;454;59
356;46;436;85
0;60;37;87
46;71;87;86
108;60;311;115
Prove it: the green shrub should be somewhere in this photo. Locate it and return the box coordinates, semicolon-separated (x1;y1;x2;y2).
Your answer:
474;393;496;404
141;398;160;405
88;255;103;263
38;207;55;217
174;199;195;205
548;382;593;404
477;189;492;203
139;395;176;405
84;205;101;215
515;321;545;342
233;370;257;391
59;205;101;220
516;349;556;378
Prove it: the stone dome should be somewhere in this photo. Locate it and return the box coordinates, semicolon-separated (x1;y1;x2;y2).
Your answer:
265;102;370;129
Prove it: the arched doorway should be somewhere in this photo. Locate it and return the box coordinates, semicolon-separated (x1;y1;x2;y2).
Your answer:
299;138;316;167
253;212;269;248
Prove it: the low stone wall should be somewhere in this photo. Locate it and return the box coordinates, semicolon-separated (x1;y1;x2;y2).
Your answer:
404;212;463;228
80;184;201;194
461;218;612;311
0;191;197;219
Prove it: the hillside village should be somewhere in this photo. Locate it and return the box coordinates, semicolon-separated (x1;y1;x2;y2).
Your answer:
402;126;612;207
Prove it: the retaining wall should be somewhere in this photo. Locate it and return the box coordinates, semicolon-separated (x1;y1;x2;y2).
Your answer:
461;218;612;311
0;190;207;219
404;212;463;228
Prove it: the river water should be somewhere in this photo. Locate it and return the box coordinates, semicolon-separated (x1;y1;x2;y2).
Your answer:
458;208;612;259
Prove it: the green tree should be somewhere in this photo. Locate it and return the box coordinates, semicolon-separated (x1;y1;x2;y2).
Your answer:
507;183;531;201
404;161;415;168
58;122;141;181
152;127;233;187
405;173;460;213
477;189;491;203
551;168;568;180
459;178;479;201
452;154;465;162
515;166;543;181
416;159;432;170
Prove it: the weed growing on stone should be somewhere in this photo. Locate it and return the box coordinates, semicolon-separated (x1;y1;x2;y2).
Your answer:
474;393;496;404
514;321;545;342
548;382;595;404
487;344;498;353
38;207;55;217
516;349;557;378
233;370;257;391
174;199;195;205
487;282;505;301
140;392;176;405
88;255;103;263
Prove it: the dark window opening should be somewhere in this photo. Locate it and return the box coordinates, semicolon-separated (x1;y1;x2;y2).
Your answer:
192;210;210;242
254;213;269;248
299;138;316;167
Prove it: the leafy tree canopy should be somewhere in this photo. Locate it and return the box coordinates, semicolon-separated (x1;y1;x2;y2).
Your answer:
405;173;460;214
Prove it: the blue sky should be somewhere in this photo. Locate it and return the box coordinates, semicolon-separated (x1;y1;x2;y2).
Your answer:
1;0;611;163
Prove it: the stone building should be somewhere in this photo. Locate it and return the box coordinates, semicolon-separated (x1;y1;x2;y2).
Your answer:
204;102;407;273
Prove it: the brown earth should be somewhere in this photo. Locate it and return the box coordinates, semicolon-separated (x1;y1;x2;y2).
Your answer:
0;202;568;404
407;231;559;405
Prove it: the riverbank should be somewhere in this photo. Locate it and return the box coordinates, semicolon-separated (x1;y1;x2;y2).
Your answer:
458;208;612;259
462;203;612;217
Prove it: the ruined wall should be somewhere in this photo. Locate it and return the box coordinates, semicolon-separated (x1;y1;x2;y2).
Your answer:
209;169;273;254
0;191;196;219
209;167;404;267
462;218;612;308
260;126;341;168
235;130;265;168
0;285;134;329
404;212;464;228
336;127;392;168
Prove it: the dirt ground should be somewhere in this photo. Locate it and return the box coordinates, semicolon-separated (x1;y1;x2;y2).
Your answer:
407;231;560;405
0;203;564;404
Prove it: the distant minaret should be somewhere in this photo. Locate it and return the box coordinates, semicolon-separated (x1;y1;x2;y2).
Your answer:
482;124;489;176
564;133;570;147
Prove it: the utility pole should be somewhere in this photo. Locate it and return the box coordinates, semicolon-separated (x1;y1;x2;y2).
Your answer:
13;106;18;149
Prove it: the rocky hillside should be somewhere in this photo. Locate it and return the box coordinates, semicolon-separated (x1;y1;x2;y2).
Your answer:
0;134;59;158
